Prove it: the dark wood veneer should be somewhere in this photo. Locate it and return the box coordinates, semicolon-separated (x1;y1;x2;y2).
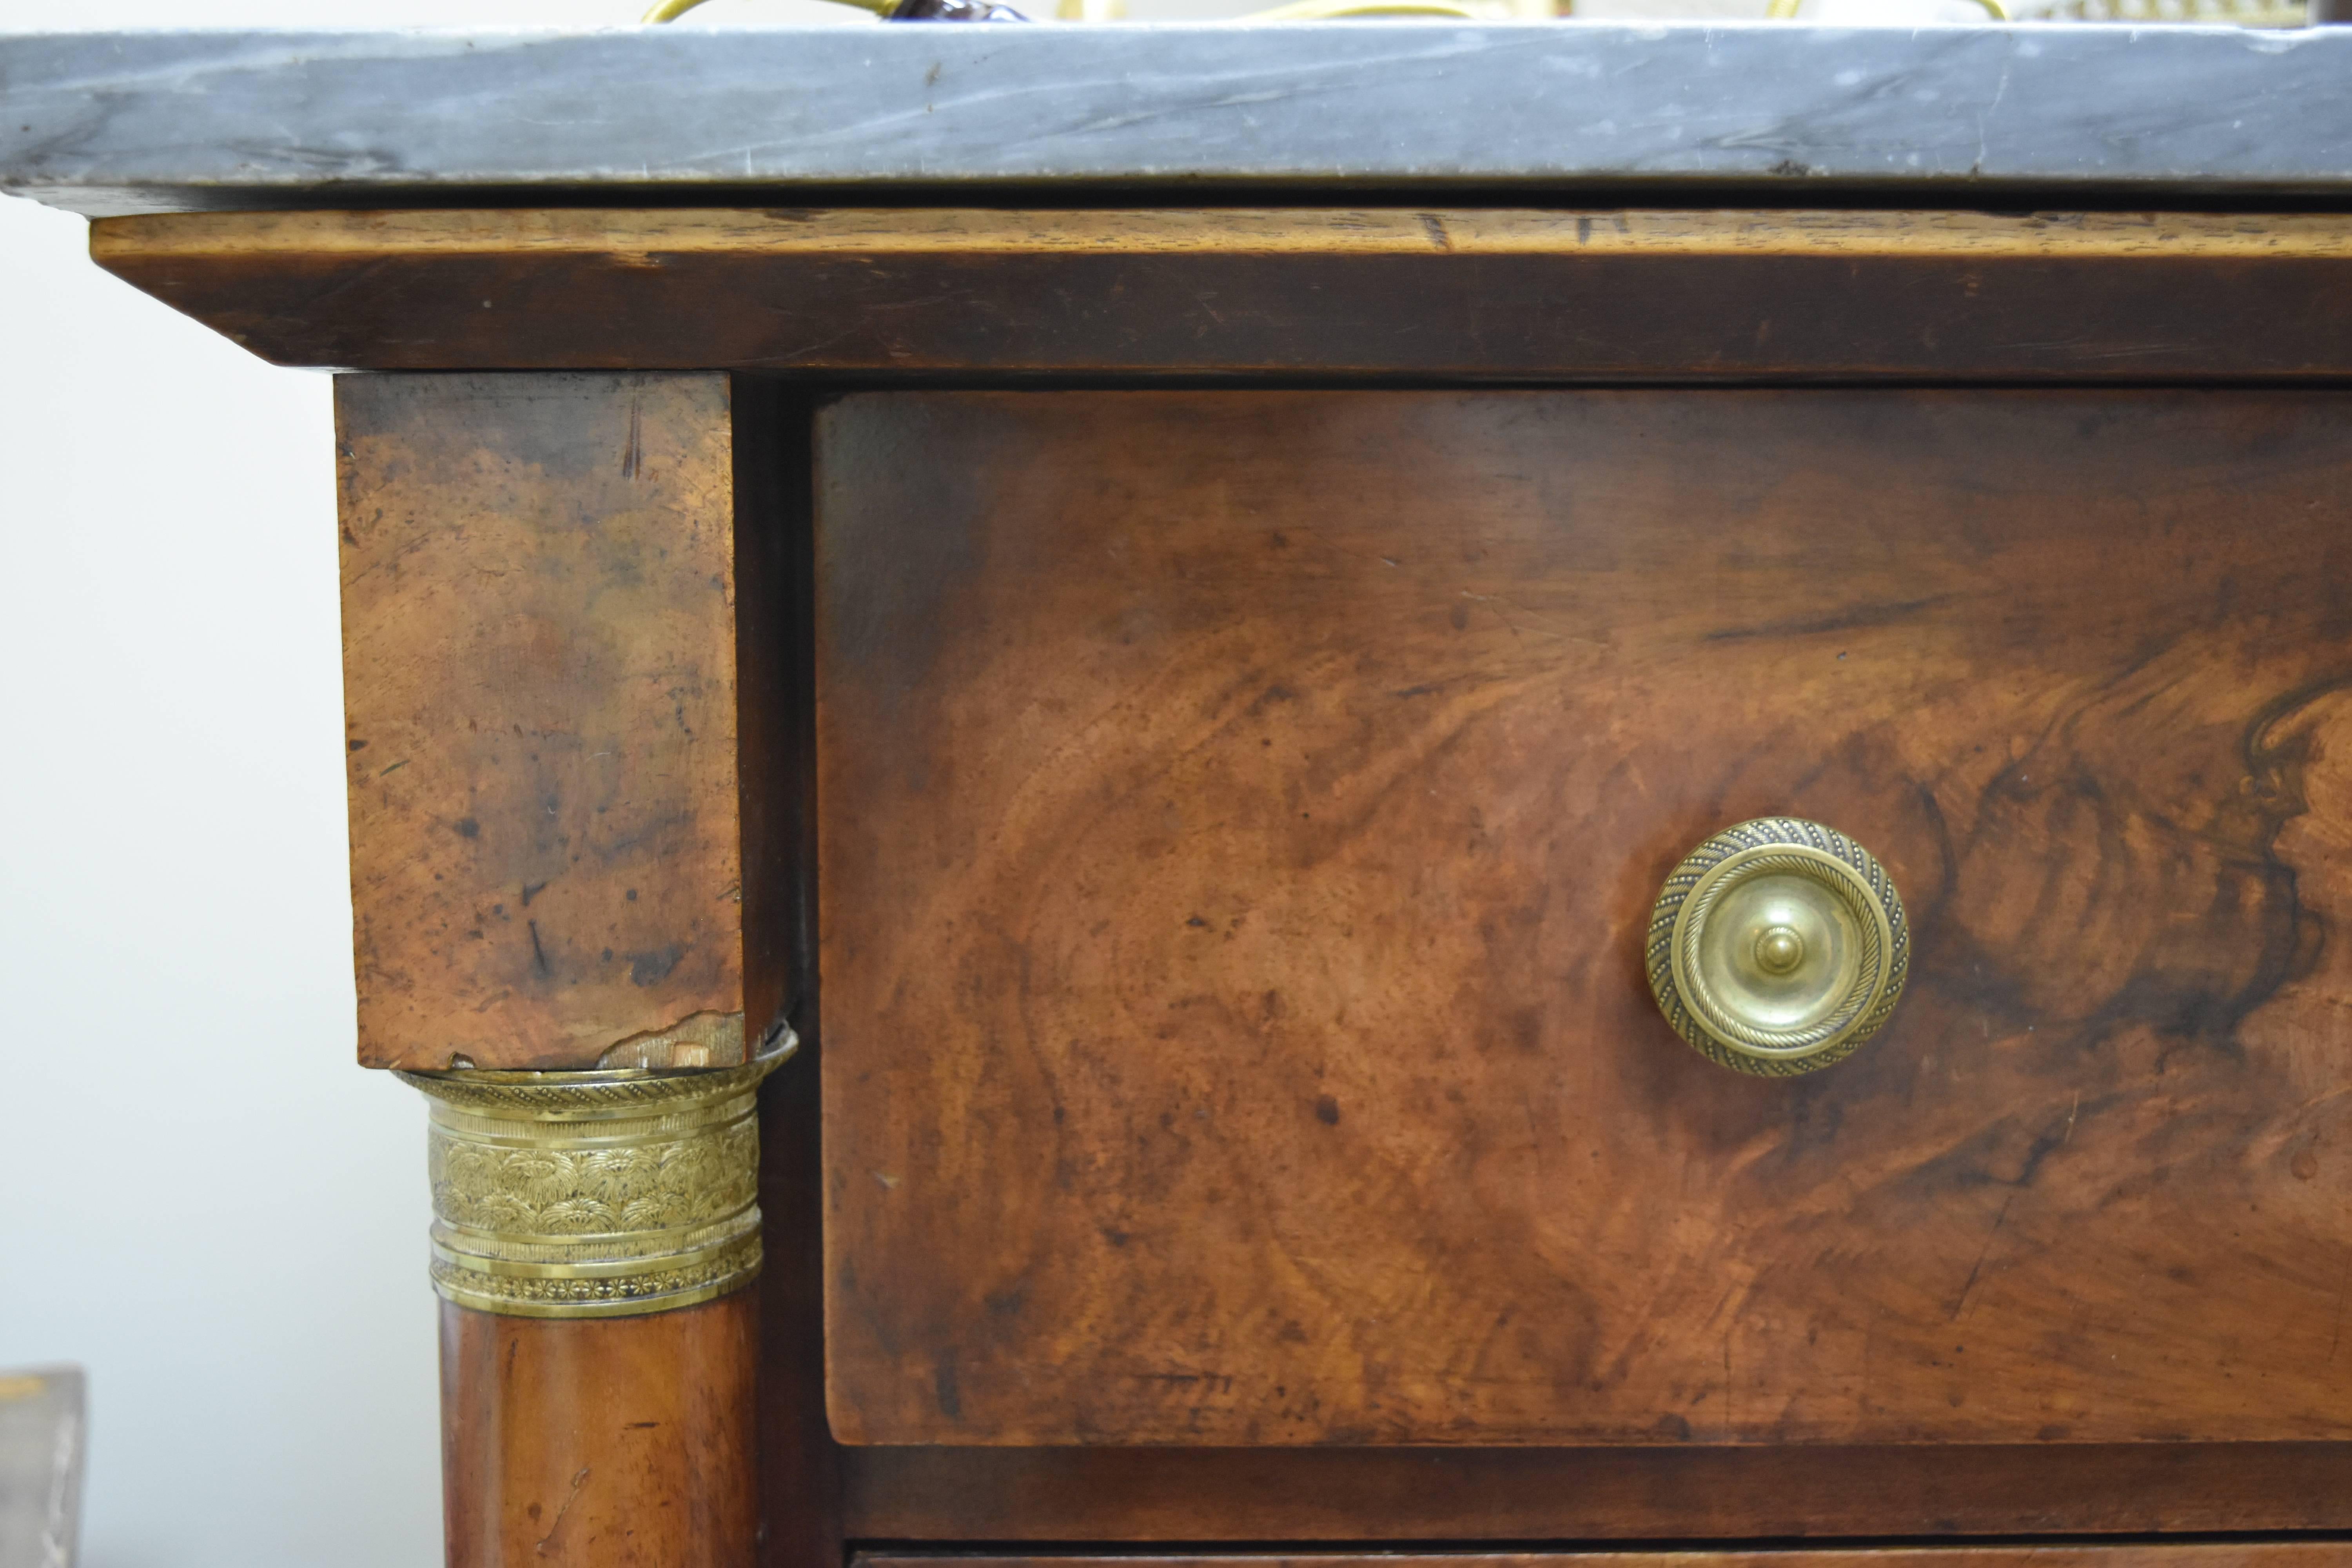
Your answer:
91;209;2352;380
817;388;2352;1449
838;1444;2352;1539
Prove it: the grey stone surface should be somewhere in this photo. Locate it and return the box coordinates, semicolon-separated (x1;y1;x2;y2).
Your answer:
2;24;2349;215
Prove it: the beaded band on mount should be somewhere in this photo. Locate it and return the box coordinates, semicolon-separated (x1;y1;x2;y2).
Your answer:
397;1037;795;1319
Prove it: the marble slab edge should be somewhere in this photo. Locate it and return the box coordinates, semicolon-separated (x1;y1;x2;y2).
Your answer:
4;25;2352;216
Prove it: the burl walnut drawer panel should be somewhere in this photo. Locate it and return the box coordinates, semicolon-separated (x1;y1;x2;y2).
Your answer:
816;390;2352;1446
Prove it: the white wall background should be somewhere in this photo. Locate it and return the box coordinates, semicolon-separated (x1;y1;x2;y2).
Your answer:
0;178;433;1566
0;143;417;1568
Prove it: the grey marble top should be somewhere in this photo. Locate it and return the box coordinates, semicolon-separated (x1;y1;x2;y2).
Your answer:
3;25;2350;216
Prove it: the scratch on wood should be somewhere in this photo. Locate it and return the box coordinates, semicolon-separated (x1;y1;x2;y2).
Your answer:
535;1466;590;1557
1949;1193;2017;1321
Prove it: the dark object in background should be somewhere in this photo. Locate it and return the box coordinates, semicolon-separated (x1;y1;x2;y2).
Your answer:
890;0;1030;18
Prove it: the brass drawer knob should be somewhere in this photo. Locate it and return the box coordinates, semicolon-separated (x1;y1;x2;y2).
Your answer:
1646;817;1909;1076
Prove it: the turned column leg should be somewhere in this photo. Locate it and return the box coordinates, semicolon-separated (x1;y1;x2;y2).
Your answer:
439;1297;759;1566
405;1054;790;1568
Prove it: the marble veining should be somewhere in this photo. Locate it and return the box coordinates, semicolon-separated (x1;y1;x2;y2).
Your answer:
1;25;2348;214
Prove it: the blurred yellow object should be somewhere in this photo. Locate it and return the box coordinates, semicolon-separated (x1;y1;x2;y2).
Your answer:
1240;0;1485;15
644;0;1496;15
1766;0;2007;12
645;0;887;16
646;0;1520;18
2007;0;2302;19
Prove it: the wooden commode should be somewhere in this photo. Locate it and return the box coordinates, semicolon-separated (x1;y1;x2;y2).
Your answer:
9;21;2352;1568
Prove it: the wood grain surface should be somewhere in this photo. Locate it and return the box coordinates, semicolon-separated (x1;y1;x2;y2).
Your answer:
838;1441;2352;1539
338;373;753;1070
442;1294;759;1568
739;384;842;1568
817;389;2352;1447
90;208;2352;378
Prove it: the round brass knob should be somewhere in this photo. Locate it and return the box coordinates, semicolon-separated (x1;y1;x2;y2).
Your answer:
1646;817;1909;1077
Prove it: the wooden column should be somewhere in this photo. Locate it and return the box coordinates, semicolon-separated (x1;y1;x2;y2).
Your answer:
336;373;814;1567
440;1283;761;1565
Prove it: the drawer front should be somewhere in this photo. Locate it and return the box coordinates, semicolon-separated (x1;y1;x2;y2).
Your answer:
817;390;2352;1446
